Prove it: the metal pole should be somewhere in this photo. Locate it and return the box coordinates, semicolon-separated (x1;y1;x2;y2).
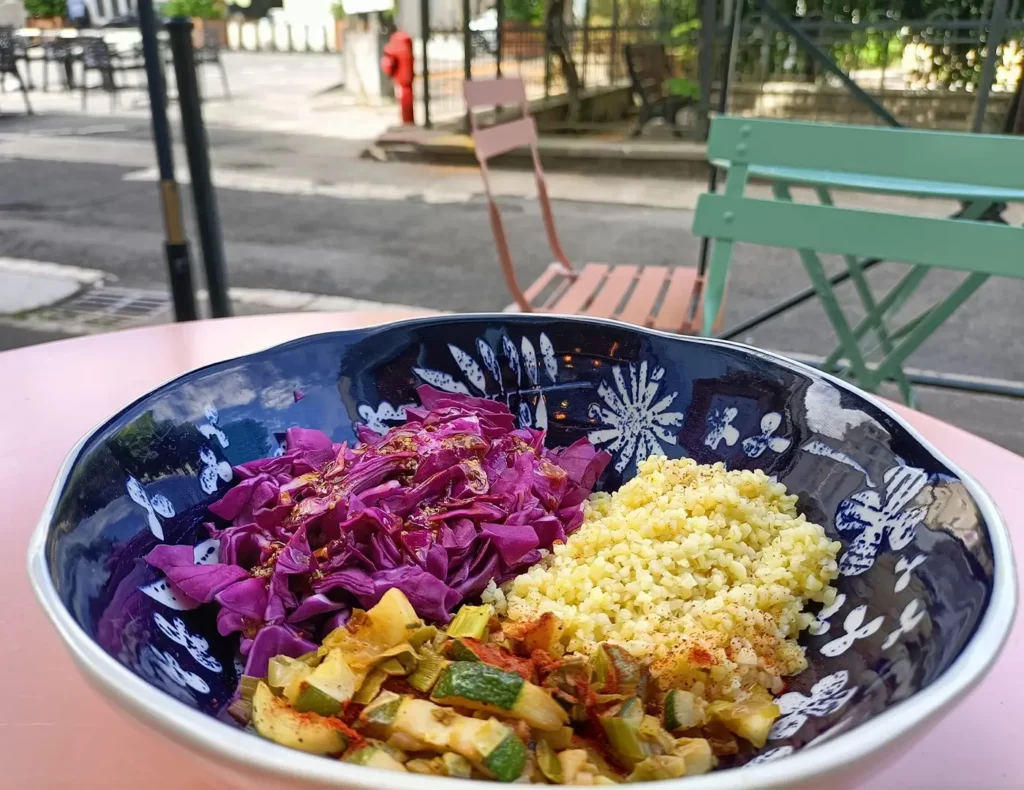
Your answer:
543;0;552;98
420;0;431;127
167;18;232;319
580;0;590;89
696;0;743;278
696;0;717;140
496;0;504;78
1011;64;1024;133
609;0;619;83
462;0;472;82
972;0;1010;133
136;0;198;322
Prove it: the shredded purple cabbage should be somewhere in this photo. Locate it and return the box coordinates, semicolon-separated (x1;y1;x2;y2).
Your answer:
145;385;610;671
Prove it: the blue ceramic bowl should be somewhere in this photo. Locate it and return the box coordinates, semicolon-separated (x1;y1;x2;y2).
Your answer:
29;314;1015;790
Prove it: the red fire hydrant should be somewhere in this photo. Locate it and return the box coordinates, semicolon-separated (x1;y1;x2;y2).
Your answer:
381;31;415;125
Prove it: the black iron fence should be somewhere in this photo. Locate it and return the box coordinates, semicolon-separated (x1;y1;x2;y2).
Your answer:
417;1;1023;133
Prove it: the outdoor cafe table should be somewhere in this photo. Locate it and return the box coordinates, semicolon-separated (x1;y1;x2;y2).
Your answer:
2;312;1021;788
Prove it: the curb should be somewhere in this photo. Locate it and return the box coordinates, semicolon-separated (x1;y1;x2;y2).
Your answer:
371;129;712;178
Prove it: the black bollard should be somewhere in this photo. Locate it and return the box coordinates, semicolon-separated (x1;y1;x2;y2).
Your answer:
137;0;198;322
167;18;232;319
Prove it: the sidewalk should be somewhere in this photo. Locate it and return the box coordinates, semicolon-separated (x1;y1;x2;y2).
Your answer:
0;257;438;347
4;52;397;141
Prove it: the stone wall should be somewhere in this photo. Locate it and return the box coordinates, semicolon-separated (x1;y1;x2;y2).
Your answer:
728;82;1014;133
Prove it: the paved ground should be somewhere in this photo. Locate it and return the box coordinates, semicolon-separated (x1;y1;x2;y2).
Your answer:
2;53;1022;453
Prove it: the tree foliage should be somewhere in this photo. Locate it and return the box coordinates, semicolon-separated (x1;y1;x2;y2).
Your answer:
577;0;1019;89
161;0;227;19
25;0;66;18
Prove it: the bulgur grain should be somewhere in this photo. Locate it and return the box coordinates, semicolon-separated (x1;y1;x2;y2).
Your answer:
485;457;841;700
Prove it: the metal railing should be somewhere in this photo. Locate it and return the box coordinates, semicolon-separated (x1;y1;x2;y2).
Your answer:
417;4;1023;131
730;13;1024;94
224;19;340;53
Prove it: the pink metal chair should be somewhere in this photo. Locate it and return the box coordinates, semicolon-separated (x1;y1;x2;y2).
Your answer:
465;77;716;333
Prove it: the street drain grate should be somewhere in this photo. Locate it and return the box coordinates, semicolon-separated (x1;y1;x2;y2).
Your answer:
34;286;171;330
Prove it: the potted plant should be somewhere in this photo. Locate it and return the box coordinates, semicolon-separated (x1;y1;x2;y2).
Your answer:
331;1;345;53
25;0;66;28
162;0;228;48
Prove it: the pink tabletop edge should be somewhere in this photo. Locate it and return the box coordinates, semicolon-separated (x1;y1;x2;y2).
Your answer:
1;312;1019;789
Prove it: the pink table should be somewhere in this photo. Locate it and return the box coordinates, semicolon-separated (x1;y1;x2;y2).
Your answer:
1;312;1020;789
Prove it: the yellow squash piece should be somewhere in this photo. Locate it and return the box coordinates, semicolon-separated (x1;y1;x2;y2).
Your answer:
292;649;358;716
251;681;348;755
706;689;780;749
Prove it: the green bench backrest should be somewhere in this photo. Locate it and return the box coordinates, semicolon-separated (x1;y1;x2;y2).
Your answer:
693;118;1024;279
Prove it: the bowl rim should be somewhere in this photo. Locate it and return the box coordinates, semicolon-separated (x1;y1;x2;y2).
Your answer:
27;312;1018;790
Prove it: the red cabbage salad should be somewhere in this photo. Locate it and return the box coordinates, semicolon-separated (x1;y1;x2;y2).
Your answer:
146;385;611;680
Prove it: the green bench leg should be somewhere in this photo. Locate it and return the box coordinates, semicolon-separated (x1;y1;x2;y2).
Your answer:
772;183;877;391
812;187;915;404
703;238;733;336
701;164;749;336
871;272;990;386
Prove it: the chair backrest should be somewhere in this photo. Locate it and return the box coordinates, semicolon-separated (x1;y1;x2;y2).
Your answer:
465;77;535;162
693;117;1024;278
464;78;573;311
625;43;670;104
82;37;114;68
0;27;15;70
202;27;221;53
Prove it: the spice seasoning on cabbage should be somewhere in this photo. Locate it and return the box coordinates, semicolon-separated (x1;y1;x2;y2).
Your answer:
144;385;611;679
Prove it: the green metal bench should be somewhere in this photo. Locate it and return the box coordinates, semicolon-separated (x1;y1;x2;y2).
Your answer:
694;117;1024;406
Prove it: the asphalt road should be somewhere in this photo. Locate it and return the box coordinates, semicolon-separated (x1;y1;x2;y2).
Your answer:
1;121;1022;452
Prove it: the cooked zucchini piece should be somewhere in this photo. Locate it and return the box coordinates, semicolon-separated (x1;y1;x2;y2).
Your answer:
447;604;494;640
442;752;473;778
480;727;528;782
322;589;419;673
639;715;677;753
374;643;419;676
535;725;574;751
599;698;656;768
600;716;651;768
405;758;440;775
353;667;388;705
359;690;404;737
238;675;261;702
663;689;707;732
346;745;408;772
408;651;449;693
296;649;323;667
367;588;422;647
706;691;780;749
293;649;357;716
536;739;564;783
403;753;473;778
446;638;483;662
408;624;438;649
431;661;568;731
251;681;347;755
360;693;527;781
502;612;564;654
672;738;715;775
626;755;690;782
268;655;313;699
592;644;642;696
